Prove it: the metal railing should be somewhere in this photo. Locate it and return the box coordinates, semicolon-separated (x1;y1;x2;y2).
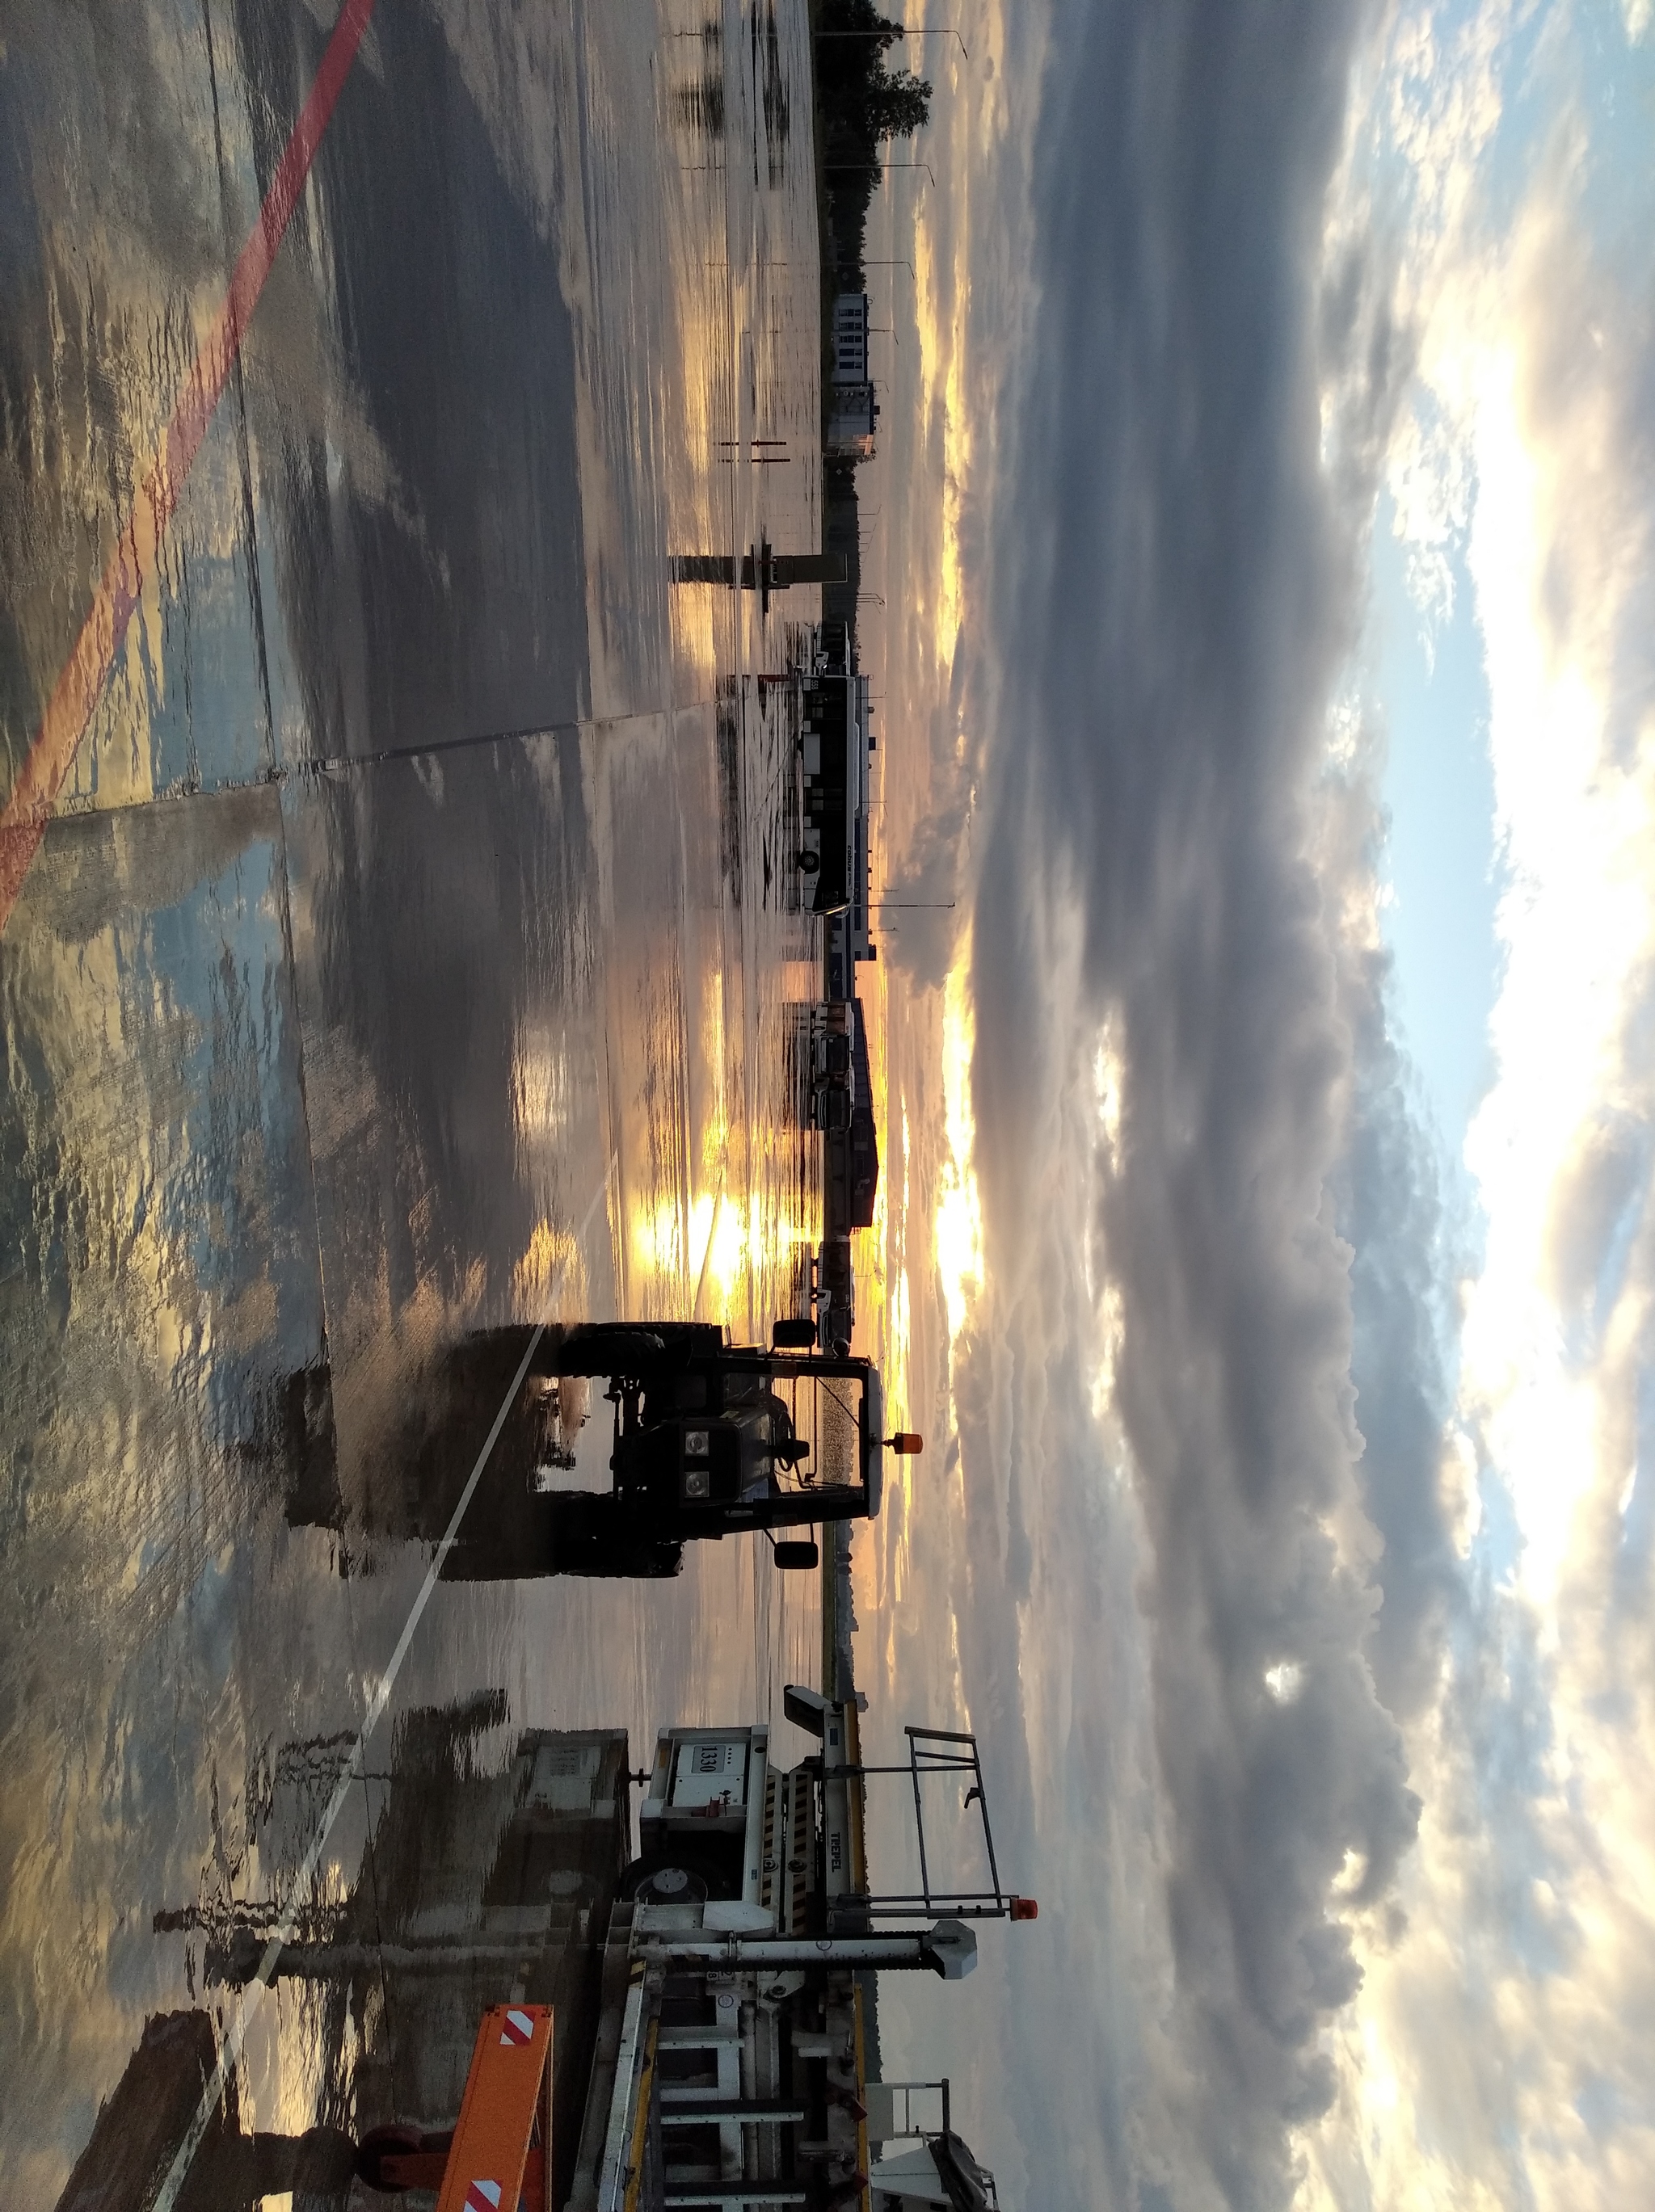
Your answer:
844;1726;1011;1920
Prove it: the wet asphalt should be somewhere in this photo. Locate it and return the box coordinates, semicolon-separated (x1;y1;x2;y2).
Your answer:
0;1;832;2193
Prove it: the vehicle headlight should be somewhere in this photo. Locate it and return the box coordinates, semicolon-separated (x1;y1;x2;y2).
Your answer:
683;1467;710;1499
684;1430;709;1458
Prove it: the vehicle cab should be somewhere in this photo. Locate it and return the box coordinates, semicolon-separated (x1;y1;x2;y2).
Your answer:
608;1341;886;1541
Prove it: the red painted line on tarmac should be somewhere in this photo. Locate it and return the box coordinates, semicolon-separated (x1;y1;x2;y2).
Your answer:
0;0;377;934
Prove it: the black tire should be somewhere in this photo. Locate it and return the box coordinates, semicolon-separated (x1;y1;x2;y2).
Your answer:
619;1849;737;1903
554;1324;666;1377
546;1492;684;1579
773;1540;820;1571
562;1540;683;1581
795;850;820;873
354;2125;426;2191
771;1316;818;1349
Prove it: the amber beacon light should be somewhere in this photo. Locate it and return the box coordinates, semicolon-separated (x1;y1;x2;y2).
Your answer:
887;1432;924;1455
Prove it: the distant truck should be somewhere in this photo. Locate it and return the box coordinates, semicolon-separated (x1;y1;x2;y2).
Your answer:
795;632;871;933
813;1237;856;1359
823;997;878;1238
796;998;877;1356
798;998;878;1238
802;999;853;1131
442;1322;920;1582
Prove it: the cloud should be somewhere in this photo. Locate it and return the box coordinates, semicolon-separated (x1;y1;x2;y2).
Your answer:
1293;6;1655;2204
911;0;1467;2202
871;0;1655;2203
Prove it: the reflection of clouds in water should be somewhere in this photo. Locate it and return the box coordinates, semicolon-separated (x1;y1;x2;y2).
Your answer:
0;793;339;2184
1;0;832;2193
2;795;324;1483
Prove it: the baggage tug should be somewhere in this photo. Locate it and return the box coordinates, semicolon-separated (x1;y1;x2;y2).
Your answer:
440;1324;920;1583
562;1684;1030;2212
99;1655;1025;2211
329;1676;1030;2212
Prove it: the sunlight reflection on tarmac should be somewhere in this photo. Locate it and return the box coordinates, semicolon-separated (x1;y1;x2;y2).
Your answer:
0;1;830;2193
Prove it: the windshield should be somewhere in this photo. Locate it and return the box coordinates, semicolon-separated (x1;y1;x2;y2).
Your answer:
724;1363;865;1493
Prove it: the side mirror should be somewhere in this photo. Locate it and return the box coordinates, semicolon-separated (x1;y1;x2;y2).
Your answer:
887;1432;923;1456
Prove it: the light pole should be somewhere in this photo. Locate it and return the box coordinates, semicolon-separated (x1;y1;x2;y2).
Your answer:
814;28;971;61
827;162;937;185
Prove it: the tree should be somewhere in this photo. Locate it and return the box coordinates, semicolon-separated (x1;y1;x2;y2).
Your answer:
816;3;932;139
819;0;906;64
864;68;932;141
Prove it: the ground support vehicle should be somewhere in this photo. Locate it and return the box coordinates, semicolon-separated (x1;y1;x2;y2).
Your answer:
794;629;871;935
441;1324;916;1581
563;1692;1026;2212
113;1693;1021;2212
788;991;875;1360
802;1001;855;1133
822;1001;878;1241
811;1241;857;1360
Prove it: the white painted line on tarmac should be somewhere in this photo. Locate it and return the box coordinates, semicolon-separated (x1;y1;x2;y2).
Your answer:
153;1168;613;2212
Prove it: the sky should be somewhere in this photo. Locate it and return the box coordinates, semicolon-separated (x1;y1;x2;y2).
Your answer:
847;1;1655;2206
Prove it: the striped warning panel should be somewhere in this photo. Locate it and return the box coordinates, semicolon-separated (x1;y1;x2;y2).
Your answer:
435;2004;552;2212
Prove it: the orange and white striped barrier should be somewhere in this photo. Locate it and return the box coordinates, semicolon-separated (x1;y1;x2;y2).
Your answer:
432;2003;554;2212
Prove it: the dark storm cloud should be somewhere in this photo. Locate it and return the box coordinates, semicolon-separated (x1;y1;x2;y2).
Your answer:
961;0;1448;2201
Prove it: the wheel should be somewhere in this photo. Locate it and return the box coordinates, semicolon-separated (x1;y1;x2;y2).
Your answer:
794;850;820;873
354;2125;425;2192
771;1316;818;1350
545;1493;684;1579
625;1862;706;1907
554;1324;666;1377
773;1540;819;1571
619;1849;737;1903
